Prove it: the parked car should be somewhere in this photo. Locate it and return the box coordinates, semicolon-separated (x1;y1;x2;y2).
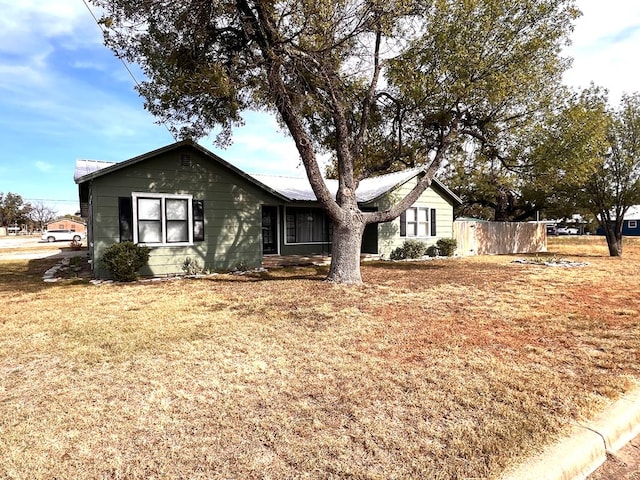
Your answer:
557;226;579;235
546;225;558;236
41;229;85;242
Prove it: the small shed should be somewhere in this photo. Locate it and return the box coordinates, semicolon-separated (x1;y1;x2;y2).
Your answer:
596;206;640;236
622;206;640;236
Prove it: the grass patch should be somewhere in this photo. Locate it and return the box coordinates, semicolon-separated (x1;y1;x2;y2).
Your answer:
1;237;639;478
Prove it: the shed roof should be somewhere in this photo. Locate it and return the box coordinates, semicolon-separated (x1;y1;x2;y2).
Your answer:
598;206;640;221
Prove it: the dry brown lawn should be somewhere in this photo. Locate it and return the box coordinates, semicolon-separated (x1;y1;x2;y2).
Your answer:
1;236;639;479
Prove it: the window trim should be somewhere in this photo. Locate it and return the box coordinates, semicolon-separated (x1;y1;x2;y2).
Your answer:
132;192;194;246
283;206;332;245
629;220;638;229
400;206;436;238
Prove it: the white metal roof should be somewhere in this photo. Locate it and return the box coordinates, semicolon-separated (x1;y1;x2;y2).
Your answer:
250;168;424;203
623;205;640;220
74;146;461;204
74;159;116;181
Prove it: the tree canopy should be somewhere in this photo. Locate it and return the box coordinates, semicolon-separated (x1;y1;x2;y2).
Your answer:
444;86;610;223
448;85;640;257
518;87;640;255
93;0;579;282
0;193;32;228
575;91;640;255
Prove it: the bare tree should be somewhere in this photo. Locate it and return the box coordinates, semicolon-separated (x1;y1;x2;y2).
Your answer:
28;201;57;232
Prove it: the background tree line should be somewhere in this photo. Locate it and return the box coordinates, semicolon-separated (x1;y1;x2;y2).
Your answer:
443;88;640;256
0;192;60;232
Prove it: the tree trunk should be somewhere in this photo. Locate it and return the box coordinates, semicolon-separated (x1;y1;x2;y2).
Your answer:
327;218;366;284
602;220;623;256
606;235;623;256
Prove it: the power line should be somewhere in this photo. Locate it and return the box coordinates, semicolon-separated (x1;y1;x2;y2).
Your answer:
81;0;178;142
23;198;78;204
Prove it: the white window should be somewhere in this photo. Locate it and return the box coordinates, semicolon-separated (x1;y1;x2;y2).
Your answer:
629;220;638;229
132;193;193;246
400;206;435;237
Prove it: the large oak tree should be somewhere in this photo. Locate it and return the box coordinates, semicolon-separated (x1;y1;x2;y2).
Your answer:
92;0;579;283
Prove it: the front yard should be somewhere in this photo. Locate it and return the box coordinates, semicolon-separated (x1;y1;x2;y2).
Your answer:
1;237;639;479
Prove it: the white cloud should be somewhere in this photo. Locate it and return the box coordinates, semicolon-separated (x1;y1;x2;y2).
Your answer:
35;161;54;172
564;2;640;102
72;60;108;71
200;112;305;176
0;1;99;55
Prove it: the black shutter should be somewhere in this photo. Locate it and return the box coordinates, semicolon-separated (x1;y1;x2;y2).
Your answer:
193;200;204;241
118;197;133;242
430;208;437;236
400;211;406;237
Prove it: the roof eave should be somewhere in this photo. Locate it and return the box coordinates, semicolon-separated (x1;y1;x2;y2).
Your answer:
432;178;463;205
359;172;462;205
74;140;290;202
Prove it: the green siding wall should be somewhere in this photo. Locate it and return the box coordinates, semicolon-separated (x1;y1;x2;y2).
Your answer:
368;178;455;258
271;180;455;258
88;146;277;278
86;147;456;276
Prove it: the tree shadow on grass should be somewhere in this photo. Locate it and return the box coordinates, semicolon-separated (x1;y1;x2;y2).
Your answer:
195;265;331;284
363;260;450;271
526;250;610;259
197;261;451;284
0;257;60;294
0;253;92;294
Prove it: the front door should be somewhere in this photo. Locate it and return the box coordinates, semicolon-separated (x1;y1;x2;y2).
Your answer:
262;206;278;254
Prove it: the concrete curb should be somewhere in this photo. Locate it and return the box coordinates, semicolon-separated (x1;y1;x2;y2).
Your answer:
500;386;640;480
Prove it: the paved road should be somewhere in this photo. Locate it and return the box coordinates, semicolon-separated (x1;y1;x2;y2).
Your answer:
0;236;83;260
0;236;43;249
588;433;640;479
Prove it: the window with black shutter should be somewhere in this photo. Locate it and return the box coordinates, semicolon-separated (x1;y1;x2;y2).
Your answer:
193;200;204;241
121;193;200;245
399;206;435;238
118;197;133;242
430;208;437;236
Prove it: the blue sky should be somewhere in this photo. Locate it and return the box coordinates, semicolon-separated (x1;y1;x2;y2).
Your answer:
1;1;639;215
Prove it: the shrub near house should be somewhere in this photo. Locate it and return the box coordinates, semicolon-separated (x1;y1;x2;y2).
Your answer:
101;242;150;282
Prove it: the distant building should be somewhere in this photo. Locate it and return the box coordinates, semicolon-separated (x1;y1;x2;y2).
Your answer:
620;206;640;236
596;206;640;236
45;217;86;234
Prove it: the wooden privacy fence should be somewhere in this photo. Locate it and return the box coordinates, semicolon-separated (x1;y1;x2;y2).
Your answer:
453;220;547;256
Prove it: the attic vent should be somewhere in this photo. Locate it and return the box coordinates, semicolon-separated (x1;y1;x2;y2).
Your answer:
181;154;192;167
